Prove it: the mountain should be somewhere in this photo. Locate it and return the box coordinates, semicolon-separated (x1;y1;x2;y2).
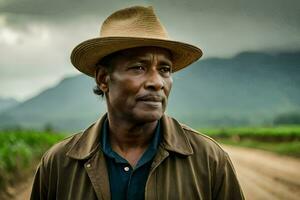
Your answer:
168;51;300;126
0;97;19;113
0;51;299;131
0;76;106;131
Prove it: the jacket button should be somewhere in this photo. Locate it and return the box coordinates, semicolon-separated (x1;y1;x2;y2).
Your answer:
124;166;130;172
86;163;91;168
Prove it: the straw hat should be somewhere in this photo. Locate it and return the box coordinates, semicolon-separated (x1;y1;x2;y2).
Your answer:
71;6;202;77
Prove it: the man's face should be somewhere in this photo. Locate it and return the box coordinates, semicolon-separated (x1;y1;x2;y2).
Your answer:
103;46;173;123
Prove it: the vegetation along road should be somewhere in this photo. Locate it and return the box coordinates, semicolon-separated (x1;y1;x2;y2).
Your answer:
7;145;299;200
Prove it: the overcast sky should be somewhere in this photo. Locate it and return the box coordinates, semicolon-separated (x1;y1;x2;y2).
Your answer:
1;0;299;101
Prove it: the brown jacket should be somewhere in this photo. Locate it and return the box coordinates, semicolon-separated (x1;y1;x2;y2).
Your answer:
30;115;244;200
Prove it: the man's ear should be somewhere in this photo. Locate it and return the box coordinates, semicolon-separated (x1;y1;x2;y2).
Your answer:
95;66;110;93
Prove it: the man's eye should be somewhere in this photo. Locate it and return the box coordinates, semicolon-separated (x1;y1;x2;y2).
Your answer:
129;64;144;71
160;66;171;73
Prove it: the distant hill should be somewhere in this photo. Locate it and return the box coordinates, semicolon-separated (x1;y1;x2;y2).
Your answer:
168;51;300;127
0;76;106;131
0;51;299;131
0;97;19;113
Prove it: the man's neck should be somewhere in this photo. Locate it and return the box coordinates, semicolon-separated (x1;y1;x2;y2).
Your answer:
107;114;159;167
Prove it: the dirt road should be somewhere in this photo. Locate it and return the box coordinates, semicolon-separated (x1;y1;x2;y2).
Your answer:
223;145;300;200
12;146;300;200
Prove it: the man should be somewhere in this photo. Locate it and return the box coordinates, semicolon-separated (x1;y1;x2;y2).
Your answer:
30;5;244;200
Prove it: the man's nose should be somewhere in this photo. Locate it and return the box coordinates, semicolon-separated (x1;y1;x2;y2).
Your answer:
144;70;164;91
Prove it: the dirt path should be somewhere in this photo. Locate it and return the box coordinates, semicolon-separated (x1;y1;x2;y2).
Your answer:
5;176;32;200
223;145;300;200
11;146;300;200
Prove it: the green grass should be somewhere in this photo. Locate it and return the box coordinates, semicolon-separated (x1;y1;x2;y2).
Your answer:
219;139;300;157
199;125;300;157
0;130;67;192
1;126;300;195
200;125;300;142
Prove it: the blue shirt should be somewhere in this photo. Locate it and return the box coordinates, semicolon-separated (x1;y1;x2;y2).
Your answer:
100;118;161;200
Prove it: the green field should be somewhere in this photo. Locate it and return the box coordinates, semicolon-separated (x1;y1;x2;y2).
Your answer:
1;126;300;196
200;125;300;157
0;130;67;195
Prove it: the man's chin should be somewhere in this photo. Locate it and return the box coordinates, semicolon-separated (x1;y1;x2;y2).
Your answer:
134;111;164;123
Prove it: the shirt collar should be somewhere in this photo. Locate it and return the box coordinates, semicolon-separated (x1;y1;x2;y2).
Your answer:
66;114;193;160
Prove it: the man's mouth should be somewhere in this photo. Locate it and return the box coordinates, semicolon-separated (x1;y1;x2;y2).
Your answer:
136;95;163;106
137;95;163;102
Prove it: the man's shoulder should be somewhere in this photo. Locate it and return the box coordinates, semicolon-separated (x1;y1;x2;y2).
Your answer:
41;132;83;164
179;122;227;156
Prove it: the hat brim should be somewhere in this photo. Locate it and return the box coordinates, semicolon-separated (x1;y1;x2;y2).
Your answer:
71;37;202;77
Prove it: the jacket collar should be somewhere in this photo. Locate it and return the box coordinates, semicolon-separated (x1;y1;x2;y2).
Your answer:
66;115;106;160
160;115;193;156
66;114;193;160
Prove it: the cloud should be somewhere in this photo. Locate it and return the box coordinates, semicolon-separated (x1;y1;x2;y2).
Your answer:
0;0;143;25
1;0;299;29
0;0;299;100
